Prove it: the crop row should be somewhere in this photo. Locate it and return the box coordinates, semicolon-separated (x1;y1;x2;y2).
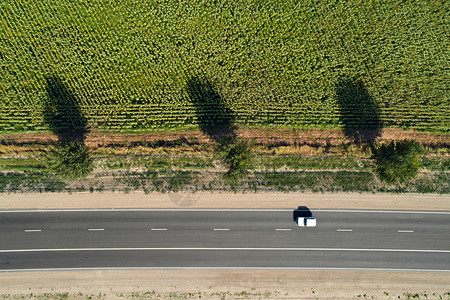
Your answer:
1;103;448;132
0;0;448;133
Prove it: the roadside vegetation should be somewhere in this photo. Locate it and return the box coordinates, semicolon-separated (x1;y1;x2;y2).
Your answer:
44;141;94;181
1;139;448;194
1;290;449;299
372;140;424;184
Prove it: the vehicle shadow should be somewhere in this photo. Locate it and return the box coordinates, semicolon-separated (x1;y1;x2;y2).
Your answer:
292;206;313;222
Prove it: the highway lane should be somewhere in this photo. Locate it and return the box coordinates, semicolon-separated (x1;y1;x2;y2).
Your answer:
2;249;449;271
1;209;449;271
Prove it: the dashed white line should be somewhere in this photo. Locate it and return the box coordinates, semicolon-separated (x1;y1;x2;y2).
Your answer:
275;229;291;231
24;229;41;232
398;230;414;233
213;229;230;231
151;228;167;231
337;229;353;232
88;228;104;231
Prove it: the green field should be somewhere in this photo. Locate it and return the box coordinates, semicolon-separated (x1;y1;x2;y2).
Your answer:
0;0;449;132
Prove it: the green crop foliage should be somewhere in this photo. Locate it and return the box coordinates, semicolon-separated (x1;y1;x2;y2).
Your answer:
0;0;448;132
0;158;45;171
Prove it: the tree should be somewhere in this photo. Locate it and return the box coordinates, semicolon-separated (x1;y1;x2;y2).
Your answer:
45;141;94;181
214;136;254;183
372;140;423;184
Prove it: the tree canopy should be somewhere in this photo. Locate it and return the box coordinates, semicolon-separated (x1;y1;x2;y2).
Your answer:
372;140;423;184
45;141;94;181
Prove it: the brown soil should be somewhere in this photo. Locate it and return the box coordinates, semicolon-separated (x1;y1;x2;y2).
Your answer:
1;127;449;148
1;191;449;210
1;270;449;299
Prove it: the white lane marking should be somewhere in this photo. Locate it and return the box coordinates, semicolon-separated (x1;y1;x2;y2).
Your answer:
398;230;414;233
1;209;449;214
24;230;41;232
1;247;449;253
88;228;104;231
151;228;167;231
337;229;353;232
275;229;291;231
1;267;449;273
213;228;230;231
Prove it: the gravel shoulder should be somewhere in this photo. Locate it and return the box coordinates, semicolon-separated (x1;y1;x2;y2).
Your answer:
1;191;449;210
1;270;449;299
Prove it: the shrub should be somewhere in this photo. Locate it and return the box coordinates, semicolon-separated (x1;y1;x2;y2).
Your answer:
372;140;423;184
45;142;94;181
215;137;254;183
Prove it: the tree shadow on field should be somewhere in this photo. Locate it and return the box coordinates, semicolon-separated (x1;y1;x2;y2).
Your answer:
42;76;93;181
186;77;253;184
336;76;382;145
43;75;88;142
186;77;236;141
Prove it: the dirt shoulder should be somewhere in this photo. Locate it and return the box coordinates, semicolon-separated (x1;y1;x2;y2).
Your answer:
1;270;449;299
1;191;449;210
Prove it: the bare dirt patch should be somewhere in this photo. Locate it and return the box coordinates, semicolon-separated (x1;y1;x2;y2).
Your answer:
1;127;449;149
1;270;449;299
1;191;449;210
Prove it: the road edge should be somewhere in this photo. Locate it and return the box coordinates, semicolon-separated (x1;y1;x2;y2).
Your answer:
1;191;449;210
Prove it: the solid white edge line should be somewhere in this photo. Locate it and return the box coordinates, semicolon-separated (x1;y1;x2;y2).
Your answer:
1;209;450;214
1;267;449;273
337;229;353;232
398;230;414;233
88;229;104;231
311;209;450;214
1;247;449;253
24;230;41;232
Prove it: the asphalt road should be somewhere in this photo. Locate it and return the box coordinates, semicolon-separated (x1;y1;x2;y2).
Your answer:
1;209;449;271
